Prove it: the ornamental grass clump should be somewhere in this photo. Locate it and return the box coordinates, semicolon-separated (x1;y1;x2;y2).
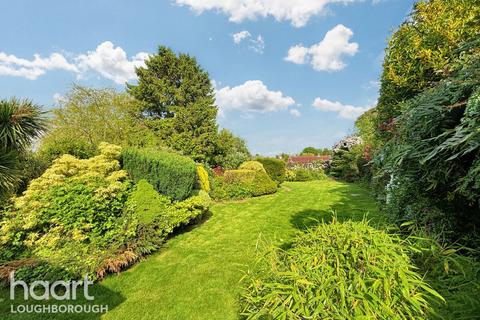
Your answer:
240;218;443;319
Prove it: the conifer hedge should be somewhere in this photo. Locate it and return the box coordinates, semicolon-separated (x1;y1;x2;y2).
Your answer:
122;148;197;201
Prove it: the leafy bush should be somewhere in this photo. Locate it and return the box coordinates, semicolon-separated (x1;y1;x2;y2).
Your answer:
403;225;480;319
374;52;480;240
214;129;251;169
0;143;132;278
39;132;98;162
211;169;277;200
196;164;210;192
239;161;266;173
256;157;286;183
126;179;170;224
0;149;211;283
95;182;211;278
240;218;442;319
122;147;197;201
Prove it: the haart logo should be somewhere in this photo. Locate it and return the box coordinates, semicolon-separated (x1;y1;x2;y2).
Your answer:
8;272;108;314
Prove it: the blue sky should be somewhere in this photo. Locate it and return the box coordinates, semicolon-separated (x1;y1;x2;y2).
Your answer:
0;0;415;155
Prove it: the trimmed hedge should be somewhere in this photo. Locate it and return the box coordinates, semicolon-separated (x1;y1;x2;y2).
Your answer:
122;148;196;201
211;169;277;200
239;161;266;173
256;157;286;183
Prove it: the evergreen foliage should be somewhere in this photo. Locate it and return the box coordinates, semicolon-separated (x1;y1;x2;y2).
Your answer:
121;147;197;201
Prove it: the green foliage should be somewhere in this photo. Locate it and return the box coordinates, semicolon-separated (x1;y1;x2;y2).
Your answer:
376;0;480;140
39;131;98;162
374;47;480;239
300;147;331;156
211;169;277;200
255;157;286;183
127;179;170;224
0;143;132;278
286;167;327;182
240;218;442;319
127;46;215;119
0;146;211;283
214;129;251;169
403;225;480;319
239;161;266;173
153;98;218;163
39;85;161;162
122;147;197;201
127;46;218;164
328;147;362;182
0;98;46;198
196;164;210;193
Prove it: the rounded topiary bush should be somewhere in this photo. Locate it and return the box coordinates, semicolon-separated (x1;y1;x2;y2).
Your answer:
255;157;286;183
240;218;442;319
239;161;266;173
211;169;277;200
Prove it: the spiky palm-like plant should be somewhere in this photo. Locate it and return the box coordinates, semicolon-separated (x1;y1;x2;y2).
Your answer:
0;98;46;195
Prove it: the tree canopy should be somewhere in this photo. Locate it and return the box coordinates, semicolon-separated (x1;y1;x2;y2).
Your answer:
127;46;219;164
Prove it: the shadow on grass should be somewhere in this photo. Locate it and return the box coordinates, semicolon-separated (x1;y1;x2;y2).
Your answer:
1;283;125;320
290;183;383;231
166;210;213;240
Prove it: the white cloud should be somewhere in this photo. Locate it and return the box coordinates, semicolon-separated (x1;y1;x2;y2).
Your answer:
249;35;265;54
0;52;78;80
285;24;358;71
312;97;371;119
175;0;359;28
216;80;295;115
285;45;309;64
76;41;149;84
233;31;251;44
0;41;149;84
232;31;265;54
290;109;301;117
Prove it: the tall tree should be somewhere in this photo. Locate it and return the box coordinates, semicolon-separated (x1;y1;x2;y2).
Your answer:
0;98;45;197
127;46;218;163
39;85;160;162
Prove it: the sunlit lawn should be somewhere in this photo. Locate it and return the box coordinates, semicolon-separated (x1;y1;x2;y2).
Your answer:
1;179;382;320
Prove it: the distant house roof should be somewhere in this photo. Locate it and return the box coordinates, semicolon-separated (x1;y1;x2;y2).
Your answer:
288;155;331;164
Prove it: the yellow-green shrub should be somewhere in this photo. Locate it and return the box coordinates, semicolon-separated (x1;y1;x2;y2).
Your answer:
239;161;266;173
196;164;210;192
0;145;212;282
211;169;277;200
0;143;132;278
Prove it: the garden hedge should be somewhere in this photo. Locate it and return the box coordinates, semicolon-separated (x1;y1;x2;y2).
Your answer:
211;169;277;200
256;157;286;183
122;148;196;201
239;161;266;173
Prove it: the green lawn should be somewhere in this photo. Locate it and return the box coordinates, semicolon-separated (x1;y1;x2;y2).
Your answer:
1;180;382;320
